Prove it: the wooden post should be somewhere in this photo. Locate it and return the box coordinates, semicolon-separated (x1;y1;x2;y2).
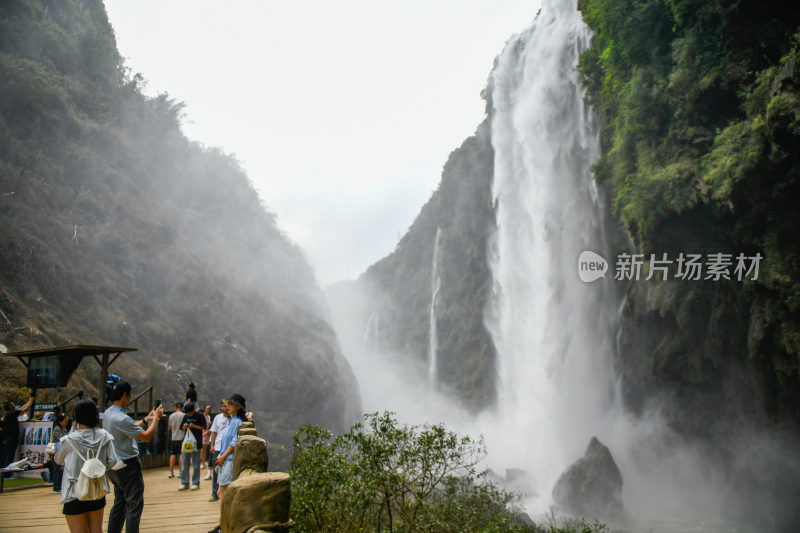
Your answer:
29;388;36;420
100;353;109;408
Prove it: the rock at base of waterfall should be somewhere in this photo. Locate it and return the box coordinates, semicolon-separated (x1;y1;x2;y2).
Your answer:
552;436;623;517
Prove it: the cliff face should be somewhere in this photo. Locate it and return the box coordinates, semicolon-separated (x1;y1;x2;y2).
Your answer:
359;120;496;409
578;0;800;436
0;0;359;458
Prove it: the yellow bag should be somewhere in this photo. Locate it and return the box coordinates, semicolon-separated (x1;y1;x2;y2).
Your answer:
182;428;198;453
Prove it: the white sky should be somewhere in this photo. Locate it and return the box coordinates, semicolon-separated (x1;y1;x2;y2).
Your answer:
105;0;540;285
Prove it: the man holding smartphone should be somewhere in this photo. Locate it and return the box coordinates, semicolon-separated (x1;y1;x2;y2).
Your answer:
104;381;163;533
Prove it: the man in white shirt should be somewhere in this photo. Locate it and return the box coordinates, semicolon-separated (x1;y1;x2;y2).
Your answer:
207;400;229;502
167;403;185;478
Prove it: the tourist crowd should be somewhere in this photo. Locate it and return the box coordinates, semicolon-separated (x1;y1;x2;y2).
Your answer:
1;381;249;533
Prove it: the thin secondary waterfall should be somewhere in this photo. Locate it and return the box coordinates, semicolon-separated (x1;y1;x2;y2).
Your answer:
484;0;619;503
362;311;380;351
428;227;442;387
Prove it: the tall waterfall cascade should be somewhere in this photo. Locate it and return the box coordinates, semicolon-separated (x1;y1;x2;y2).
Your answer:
331;0;762;526
428;228;442;387
485;0;617;491
482;0;733;522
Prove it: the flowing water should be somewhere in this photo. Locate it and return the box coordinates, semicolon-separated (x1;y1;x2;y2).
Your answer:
428;227;442;388
480;1;766;527
484;0;622;504
328;0;790;529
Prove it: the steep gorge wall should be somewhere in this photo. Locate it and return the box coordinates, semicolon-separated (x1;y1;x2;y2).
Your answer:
0;0;359;460
359;120;496;410
578;0;800;438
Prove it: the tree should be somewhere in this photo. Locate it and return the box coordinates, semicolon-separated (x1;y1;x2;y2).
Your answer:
290;412;528;533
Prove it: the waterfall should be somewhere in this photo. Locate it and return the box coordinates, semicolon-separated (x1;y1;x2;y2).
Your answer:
428;227;442;387
331;0;758;525
484;0;620;504
362;311;380;351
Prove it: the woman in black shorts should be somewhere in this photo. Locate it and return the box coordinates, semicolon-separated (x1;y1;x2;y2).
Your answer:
54;399;120;533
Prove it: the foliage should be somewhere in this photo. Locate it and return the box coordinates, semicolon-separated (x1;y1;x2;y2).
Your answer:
578;0;800;422
290;412;528;533
550;520;608;533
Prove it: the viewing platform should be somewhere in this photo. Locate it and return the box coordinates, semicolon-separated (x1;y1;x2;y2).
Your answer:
0;467;220;532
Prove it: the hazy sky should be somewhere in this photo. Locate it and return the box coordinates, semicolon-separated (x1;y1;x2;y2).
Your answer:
105;1;540;285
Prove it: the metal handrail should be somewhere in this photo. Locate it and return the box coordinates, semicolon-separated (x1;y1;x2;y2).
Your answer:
54;390;85;413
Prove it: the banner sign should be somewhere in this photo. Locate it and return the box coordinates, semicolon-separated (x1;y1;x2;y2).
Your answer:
15;420;53;478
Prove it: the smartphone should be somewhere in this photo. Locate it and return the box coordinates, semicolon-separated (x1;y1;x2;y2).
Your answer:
154;399;162;409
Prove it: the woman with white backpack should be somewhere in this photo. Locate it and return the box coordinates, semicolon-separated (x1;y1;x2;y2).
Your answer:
54;399;121;533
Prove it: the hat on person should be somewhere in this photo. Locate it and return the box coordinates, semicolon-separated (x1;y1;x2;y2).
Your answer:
228;394;246;410
175;401;184;408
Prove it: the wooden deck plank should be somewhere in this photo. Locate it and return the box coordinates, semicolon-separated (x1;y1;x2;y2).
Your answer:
0;467;221;532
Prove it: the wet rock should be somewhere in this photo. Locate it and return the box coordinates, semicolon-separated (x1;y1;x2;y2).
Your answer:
552;436;622;517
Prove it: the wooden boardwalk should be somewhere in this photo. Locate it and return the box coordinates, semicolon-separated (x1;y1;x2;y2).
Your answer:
0;467;220;532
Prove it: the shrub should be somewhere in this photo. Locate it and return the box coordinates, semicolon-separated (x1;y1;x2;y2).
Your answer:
290;412;528;533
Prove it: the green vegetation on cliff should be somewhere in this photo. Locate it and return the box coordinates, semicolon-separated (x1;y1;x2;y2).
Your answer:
578;0;800;425
0;0;358;456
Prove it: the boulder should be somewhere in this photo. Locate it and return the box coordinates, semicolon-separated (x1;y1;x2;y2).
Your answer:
221;472;292;533
552;436;622;517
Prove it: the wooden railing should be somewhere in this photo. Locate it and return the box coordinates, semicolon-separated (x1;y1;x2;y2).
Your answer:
130;385;153;417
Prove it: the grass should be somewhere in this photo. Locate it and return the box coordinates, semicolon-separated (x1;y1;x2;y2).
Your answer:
3;476;47;489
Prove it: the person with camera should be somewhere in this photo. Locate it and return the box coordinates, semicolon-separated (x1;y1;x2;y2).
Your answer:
103;381;162;533
1;396;33;474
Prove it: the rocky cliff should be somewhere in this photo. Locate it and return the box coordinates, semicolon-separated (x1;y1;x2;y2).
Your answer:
0;0;360;460
357;120;497;409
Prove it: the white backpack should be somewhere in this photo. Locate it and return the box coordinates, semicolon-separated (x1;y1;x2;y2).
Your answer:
66;438;109;501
